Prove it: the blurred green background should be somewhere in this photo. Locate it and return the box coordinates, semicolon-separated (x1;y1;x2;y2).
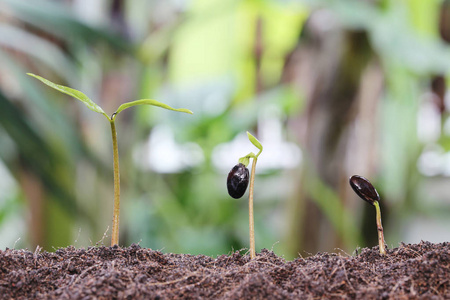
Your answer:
0;0;449;259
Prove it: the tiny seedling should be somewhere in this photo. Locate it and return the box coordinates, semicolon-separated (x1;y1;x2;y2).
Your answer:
349;175;386;255
27;73;192;246
227;132;263;259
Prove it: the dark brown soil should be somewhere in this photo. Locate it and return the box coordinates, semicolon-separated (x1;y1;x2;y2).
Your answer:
0;241;448;299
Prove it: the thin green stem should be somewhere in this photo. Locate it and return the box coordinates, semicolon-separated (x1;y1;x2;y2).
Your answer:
110;119;121;246
256;148;262;158
248;157;257;259
374;201;386;255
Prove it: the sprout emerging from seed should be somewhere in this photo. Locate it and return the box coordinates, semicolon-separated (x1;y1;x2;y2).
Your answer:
349;175;386;255
226;132;263;259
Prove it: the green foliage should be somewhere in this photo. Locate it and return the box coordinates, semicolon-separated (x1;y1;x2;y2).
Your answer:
28;73;193;120
115;100;193;117
26;72;193;246
27;73;108;117
0;0;136;250
238;155;253;167
0;89;82;216
238;132;263;167
246;132;263;154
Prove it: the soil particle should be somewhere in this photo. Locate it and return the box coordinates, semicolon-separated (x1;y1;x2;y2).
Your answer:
0;241;448;299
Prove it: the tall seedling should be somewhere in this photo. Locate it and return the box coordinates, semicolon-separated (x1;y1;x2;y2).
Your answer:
28;73;193;246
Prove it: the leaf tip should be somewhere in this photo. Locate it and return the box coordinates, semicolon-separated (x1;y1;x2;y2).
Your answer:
246;131;263;152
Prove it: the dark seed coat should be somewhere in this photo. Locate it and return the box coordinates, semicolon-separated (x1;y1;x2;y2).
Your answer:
227;163;249;199
349;175;380;204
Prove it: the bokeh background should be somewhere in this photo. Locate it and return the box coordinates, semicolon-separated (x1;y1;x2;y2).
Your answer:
0;0;449;259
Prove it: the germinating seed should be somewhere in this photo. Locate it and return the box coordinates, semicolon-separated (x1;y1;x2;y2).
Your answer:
227;163;249;199
349;175;380;204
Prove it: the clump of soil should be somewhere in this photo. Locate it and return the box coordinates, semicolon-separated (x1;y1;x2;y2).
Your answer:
0;241;448;299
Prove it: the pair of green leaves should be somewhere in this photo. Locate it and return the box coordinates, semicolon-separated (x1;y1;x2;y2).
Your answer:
27;73;263;166
238;132;263;167
27;73;193;120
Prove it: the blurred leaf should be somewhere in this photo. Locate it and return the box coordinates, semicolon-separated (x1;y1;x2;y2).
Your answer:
0;50;110;179
408;0;440;37
259;2;308;87
305;171;362;248
1;0;132;54
438;134;450;152
115;99;193;117
27;73;108;118
381;65;421;202
0;89;86;219
0;24;76;81
0;194;19;227
302;0;450;73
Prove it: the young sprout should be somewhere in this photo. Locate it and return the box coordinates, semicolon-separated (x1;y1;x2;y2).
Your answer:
349;175;386;255
27;73;193;247
226;132;263;259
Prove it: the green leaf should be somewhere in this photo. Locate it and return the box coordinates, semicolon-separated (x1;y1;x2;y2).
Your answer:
247;131;263;153
27;73;108;117
114;99;193;116
238;152;256;167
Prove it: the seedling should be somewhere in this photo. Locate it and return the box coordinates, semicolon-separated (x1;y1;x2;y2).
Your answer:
27;73;192;246
349;175;386;255
226;132;263;259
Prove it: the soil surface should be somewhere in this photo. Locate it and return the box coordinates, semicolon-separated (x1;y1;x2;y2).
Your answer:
0;241;448;299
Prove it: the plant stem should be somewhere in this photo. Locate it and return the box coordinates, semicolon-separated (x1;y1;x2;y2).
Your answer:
110;119;120;246
248;157;257;259
374;201;386;255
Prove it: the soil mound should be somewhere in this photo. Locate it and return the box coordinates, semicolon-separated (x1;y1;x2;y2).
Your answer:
0;241;448;299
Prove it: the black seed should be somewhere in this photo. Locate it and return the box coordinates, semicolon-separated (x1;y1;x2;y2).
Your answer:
227;163;249;199
349;175;380;205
